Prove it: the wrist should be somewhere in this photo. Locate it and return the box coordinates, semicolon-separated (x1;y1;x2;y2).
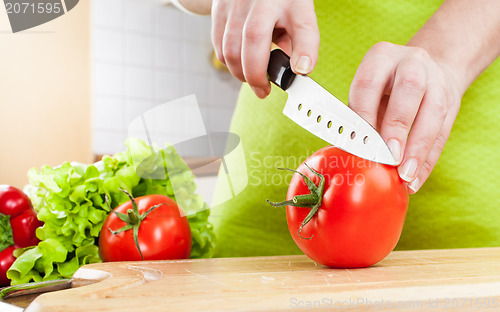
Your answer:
405;0;500;98
406;40;467;99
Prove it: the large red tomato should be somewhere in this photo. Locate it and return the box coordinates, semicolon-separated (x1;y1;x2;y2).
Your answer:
99;193;191;261
270;146;408;268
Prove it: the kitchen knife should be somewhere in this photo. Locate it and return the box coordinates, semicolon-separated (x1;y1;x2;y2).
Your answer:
0;268;109;311
267;49;397;166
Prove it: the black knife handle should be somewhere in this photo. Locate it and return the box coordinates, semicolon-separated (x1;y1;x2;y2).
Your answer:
267;49;296;91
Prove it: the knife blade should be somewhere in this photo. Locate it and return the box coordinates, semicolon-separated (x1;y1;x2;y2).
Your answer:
267;49;397;166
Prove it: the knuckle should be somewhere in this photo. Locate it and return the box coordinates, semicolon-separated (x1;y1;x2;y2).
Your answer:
386;111;412;131
433;132;448;152
433;99;448;120
420;159;434;177
350;107;373;119
351;75;385;91
414;134;436;152
396;71;427;93
411;46;430;60
370;41;395;54
222;39;240;64
291;18;319;33
243;23;265;44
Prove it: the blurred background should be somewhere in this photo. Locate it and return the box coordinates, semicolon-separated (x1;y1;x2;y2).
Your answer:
92;0;240;155
0;0;241;190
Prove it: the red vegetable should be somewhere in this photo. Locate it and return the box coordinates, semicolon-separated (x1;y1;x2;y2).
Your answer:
268;146;409;268
0;185;43;285
99;191;191;261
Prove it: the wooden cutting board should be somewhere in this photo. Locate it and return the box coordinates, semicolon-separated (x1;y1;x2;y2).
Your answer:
17;247;500;311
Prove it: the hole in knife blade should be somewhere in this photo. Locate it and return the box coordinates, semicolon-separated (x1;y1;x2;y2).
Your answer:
338;126;343;134
307;110;312;117
327;121;332;128
363;136;369;144
317;115;321;123
298;104;302;111
350;131;356;140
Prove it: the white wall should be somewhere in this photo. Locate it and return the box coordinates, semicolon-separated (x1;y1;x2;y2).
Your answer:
91;0;241;156
0;1;92;188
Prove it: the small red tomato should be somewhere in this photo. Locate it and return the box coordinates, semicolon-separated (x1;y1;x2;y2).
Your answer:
99;192;192;261
0;185;43;286
10;209;41;247
269;146;409;268
0;185;33;219
0;246;17;286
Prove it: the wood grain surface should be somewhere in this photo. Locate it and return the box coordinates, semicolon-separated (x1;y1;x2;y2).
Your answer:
22;247;500;311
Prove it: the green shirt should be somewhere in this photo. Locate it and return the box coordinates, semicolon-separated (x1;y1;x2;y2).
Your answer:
210;0;500;257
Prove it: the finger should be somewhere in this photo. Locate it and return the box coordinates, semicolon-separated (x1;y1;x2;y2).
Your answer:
379;50;429;164
221;1;252;82
211;0;229;65
407;101;458;194
349;42;398;130
272;28;292;55
285;0;319;75
241;1;278;98
376;94;390;131
398;84;448;184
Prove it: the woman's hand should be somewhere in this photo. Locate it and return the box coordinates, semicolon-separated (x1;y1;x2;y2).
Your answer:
348;42;462;194
211;0;319;98
349;0;500;193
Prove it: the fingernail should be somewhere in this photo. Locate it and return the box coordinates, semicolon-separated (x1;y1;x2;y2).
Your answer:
408;177;420;193
295;56;311;74
398;158;418;182
387;139;401;164
251;87;267;99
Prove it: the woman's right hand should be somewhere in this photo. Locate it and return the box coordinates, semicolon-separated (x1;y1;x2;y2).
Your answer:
211;0;320;98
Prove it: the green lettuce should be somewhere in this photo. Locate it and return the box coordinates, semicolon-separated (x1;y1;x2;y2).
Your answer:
7;138;216;285
0;213;14;251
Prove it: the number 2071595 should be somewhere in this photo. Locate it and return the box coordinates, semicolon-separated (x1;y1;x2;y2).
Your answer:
5;2;62;14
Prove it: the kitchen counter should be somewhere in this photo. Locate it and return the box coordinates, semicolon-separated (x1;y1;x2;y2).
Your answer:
7;247;500;311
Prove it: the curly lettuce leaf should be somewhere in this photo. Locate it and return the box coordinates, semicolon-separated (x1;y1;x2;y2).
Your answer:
0;213;14;251
7;240;101;284
29;163;111;252
57;245;101;278
188;207;216;258
8;138;216;285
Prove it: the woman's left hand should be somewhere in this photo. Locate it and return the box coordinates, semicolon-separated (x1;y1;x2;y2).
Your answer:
348;42;462;193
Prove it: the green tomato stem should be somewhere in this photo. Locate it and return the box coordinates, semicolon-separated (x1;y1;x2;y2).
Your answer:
127;209;139;225
267;163;326;240
292;194;319;206
108;189;165;260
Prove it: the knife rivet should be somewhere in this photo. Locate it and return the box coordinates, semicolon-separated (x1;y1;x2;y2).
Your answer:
338;126;343;134
350;131;356;140
327;121;332;128
298;104;302;111
363;136;369;144
316;115;321;123
307;110;312;117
